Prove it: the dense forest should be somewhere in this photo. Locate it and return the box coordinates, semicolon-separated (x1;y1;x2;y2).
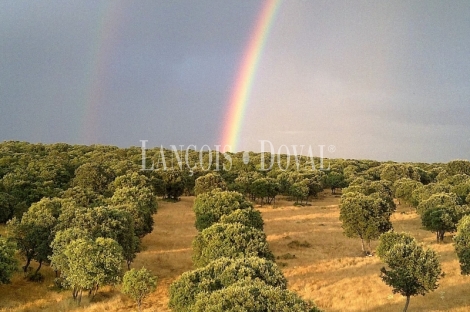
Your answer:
1;141;470;311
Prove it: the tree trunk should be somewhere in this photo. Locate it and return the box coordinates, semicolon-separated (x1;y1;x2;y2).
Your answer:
127;260;131;270
35;260;42;274
436;231;445;243
78;289;83;305
403;295;410;312
23;257;32;273
361;238;365;252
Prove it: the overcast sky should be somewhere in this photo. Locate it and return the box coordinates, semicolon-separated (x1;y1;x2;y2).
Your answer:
1;0;470;163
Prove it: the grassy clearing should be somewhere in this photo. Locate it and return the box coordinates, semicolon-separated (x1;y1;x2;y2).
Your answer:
0;194;469;311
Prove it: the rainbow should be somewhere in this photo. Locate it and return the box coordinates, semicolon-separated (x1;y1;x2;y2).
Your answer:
82;1;124;144
220;0;282;152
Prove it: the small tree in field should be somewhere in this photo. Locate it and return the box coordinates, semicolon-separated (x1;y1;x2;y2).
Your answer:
421;205;467;243
192;222;274;267
377;232;442;312
339;192;393;254
122;267;157;312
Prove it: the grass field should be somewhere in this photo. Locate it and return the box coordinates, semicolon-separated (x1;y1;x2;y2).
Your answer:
0;193;469;311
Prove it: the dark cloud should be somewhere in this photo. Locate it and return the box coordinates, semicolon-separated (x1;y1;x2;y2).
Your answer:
1;1;470;162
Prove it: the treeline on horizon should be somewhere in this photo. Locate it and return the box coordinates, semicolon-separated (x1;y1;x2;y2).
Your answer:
0;140;467;224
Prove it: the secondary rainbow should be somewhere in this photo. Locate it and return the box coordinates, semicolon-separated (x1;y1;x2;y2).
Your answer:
82;1;124;144
221;0;282;152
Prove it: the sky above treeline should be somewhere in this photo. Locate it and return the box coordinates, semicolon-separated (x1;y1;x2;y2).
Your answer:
1;0;470;163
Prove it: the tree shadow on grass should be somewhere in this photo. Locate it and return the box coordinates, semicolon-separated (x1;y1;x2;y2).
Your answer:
365;282;470;312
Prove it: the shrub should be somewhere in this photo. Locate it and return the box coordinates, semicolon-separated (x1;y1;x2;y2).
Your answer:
122;267;157;312
192;223;274;267
27;271;44;282
193;189;252;231
288;240;312;248
168;257;287;312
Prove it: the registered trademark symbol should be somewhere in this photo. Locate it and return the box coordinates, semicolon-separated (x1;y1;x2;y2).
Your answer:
328;145;336;153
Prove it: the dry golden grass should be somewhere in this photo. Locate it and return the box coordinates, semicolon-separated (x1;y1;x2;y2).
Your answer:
0;193;469;311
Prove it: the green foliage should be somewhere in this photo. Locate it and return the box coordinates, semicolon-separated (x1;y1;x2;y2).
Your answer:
304;174;324;199
0;154;73;219
450;181;470;203
231;171;261;197
72;163;115;196
345;179;396;211
289;181;309;204
454;215;470;275
275;171;294;196
193;189;252;232
393;178;423;206
192;223;274;267
49;228;90;279
324;171;347;194
446;160;470;176
343;165;360;183
60;237;123;298
122;267;157;311
111;171;149;191
160;169;186;200
442;173;470;186
250;177;279;205
421;205;467;242
0;238;18;284
380;164;420;183
0;192;16;223
377;233;442;312
416;192;461;215
56;205;140;268
411;183;451;208
339;192;394;252
61;186;106;208
194;172;227;196
7;199;58;272
192;280;322;312
110;186;157;237
376;232;416;262
219;207;264;231
168;257;287;312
